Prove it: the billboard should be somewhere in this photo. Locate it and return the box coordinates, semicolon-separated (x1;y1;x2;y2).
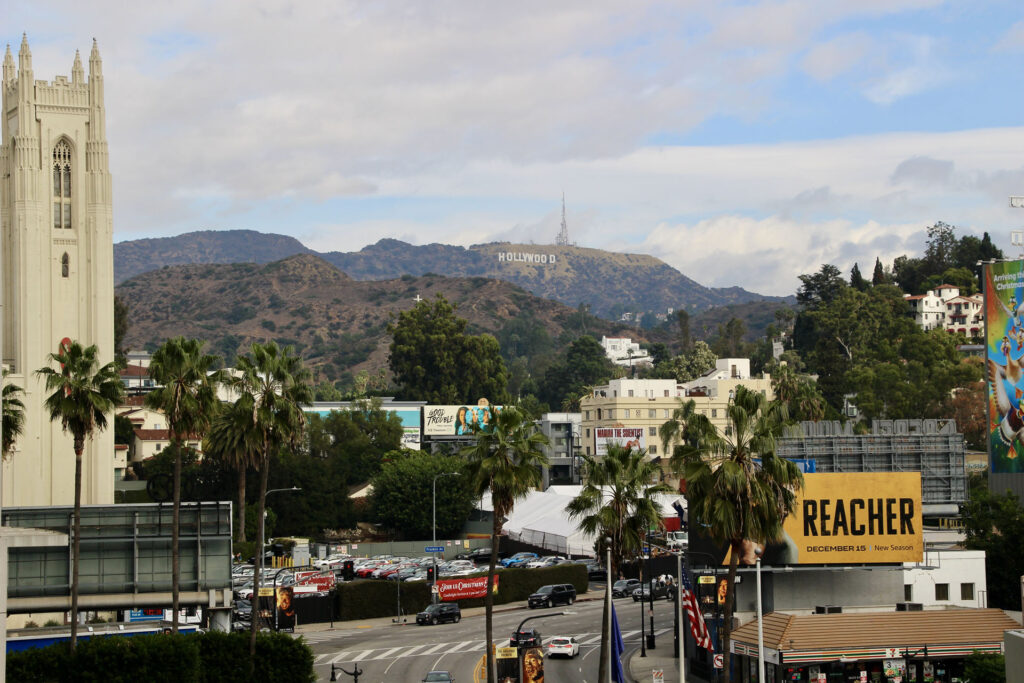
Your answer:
984;260;1024;473
424;403;503;437
306;404;422;450
690;472;923;565
436;575;500;601
594;426;645;456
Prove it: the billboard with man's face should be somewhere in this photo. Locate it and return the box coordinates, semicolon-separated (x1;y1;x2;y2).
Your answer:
984;260;1024;473
690;472;923;566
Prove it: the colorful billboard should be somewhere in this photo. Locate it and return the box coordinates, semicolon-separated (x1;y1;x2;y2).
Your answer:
690;472;922;565
423;403;503;437
306;404;422;450
985;260;1024;473
594;426;645;456
436;575;500;601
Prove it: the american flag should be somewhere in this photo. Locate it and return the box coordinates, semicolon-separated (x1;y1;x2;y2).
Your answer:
680;570;713;651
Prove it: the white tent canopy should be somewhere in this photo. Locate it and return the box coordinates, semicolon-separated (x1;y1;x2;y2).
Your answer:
487;486;685;557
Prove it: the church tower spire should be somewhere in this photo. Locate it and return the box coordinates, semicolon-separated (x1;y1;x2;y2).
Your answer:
2;45;14;87
72;49;84;85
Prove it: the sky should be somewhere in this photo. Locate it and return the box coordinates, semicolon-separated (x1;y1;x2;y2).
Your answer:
6;1;1024;296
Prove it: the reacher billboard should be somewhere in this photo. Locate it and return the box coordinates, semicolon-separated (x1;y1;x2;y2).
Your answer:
984;260;1024;473
690;472;923;566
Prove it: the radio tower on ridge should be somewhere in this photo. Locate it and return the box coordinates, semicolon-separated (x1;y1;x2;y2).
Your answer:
556;193;570;246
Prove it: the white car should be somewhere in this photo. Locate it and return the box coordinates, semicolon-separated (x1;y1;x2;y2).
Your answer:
546;636;580;658
526;555;566;569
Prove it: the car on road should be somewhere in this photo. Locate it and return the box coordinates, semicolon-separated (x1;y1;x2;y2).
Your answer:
546;636;580;658
527;583;577;609
577;560;607;581
416;602;462;625
422;672;455;683
632;581;671;602
510;627;543;648
612;579;641;598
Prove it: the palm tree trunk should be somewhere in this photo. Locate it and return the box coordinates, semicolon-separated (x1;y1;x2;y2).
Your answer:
69;442;83;651
236;467;247;543
722;540;741;683
171;438;182;633
249;452;270;663
484;511;499;683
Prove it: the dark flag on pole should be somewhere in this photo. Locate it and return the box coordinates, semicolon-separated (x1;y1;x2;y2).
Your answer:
611;602;627;683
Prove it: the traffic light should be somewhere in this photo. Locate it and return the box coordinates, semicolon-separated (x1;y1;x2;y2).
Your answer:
342;560;354;581
427;566;436;583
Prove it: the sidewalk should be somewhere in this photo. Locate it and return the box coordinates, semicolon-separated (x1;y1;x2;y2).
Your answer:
627;648;711;683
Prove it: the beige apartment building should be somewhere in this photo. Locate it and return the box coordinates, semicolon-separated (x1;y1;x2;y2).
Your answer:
579;359;773;470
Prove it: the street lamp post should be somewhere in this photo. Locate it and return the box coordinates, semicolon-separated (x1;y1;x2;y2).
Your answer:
432;472;458;603
256;486;300;631
756;556;765;683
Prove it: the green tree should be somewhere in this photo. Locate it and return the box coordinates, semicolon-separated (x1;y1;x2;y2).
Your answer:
370;453;474;538
145;337;225;633
566;444;671;683
850;263;869;291
872;257;886;286
961;474;1024;610
665;387;803;682
964;652;1005;682
676;309;692;352
305;403;404;486
387;295;510;404
462;406;549;683
540;335;615;408
227;341;313;662
796;264;846;309
651;341;717;382
36;341;124;650
204;398;262;542
2;371;25;458
113;295;130;362
771;365;827;422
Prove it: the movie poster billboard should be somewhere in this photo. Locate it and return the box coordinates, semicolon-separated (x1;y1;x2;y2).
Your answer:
985;260;1024;473
690;472;923;565
275;586;295;632
436;575;500;601
594;427;645;456
423;401;503;437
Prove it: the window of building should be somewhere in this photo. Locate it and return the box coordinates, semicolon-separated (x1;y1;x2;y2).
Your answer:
904;584;913;601
961;583;974;601
597;409;602;420
663;410;669;418
711;409;718;418
649;427;657;436
935;583;949;601
155;444;163;452
61;253;69;278
607;409;615;419
53;140;72;229
649;445;657;455
584;410;591;420
664;390;670;397
585;447;591;455
585;428;590;438
628;390;634;397
635;409;641;418
648;409;656;418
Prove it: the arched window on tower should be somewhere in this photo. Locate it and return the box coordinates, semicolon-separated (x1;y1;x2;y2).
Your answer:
53;140;72;229
61;253;69;278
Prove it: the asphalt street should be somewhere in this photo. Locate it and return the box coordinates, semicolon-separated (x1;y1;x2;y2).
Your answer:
305;590;679;682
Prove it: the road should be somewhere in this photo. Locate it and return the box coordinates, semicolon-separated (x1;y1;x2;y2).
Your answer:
305;590;679;682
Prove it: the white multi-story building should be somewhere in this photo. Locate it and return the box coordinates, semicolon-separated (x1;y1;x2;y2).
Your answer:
943;294;984;338
902;549;987;609
600;336;651;367
904;285;984;337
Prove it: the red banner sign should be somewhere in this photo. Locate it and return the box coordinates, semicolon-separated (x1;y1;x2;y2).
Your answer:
437;575;499;601
293;570;336;592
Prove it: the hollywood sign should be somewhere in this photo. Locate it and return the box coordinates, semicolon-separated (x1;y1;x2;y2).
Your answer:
497;252;558;265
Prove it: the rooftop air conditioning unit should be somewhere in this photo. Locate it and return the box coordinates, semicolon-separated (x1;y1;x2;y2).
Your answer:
815;605;842;614
896;602;923;611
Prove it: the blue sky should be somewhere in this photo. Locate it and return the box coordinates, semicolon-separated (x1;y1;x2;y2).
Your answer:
6;1;1024;295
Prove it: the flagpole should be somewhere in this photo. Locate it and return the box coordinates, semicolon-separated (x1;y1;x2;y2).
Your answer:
756;556;765;683
677;551;685;683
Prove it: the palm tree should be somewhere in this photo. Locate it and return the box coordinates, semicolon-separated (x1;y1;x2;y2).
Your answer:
204;398;262;542
461;405;549;683
145;337;225;633
667;385;803;682
2;370;26;457
36;341;124;650
567;444;672;683
226;341;312;661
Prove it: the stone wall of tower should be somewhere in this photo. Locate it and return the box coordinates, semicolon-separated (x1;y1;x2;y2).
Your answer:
0;38;115;507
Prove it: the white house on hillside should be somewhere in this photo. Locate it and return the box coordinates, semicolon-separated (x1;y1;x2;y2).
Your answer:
600;336;651;367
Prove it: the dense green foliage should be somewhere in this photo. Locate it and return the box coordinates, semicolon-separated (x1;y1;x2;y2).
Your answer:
370;453;475;539
2;370;25;457
961;474;1024;610
963;651;1005;683
6;631;315;683
388;295;510;404
539;335;617;409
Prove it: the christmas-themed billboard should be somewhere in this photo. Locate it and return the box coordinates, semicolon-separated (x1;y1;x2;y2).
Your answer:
436;575;499;601
985;260;1024;473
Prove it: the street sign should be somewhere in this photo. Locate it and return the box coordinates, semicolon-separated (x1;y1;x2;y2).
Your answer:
425;546;444;553
652;670;664;682
713;654;724;669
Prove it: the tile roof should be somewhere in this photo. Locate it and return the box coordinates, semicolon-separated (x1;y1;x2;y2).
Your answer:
133;429;170;441
732;609;1018;653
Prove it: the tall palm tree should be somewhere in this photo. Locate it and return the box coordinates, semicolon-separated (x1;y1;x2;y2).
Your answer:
667;385;803;682
567;444;672;683
461;405;549;683
227;341;313;661
36;341;124;650
145;337;225;633
2;370;26;457
203;398;261;542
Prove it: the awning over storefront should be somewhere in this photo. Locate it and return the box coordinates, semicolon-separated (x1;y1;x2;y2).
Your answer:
731;609;1019;665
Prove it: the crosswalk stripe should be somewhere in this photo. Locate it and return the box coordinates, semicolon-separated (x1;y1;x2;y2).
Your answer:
397;643;431;657
446;640;480;653
371;647;406;660
326;651;352;665
420;642;448;655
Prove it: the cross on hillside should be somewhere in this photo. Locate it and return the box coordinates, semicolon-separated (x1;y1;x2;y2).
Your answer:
413;294;423;303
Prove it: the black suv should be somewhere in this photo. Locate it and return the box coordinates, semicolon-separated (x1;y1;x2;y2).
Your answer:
416;602;462;625
527;583;577;609
510;627;542;648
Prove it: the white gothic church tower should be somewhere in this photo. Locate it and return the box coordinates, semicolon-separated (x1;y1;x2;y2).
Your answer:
0;36;115;506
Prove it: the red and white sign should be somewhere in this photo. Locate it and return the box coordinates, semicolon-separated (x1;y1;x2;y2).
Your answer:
293;570;336;593
713;654;723;669
595;427;646;456
437;575;500;601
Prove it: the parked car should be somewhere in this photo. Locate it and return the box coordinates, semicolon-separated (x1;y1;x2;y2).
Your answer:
525;555;565;569
510;627;543;648
502;552;539;568
612;579;641;598
422;672;455;683
546;636;580;658
527;583;577;609
584;562;607;581
416;602;462;625
468;547;501;563
632;581;671;602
